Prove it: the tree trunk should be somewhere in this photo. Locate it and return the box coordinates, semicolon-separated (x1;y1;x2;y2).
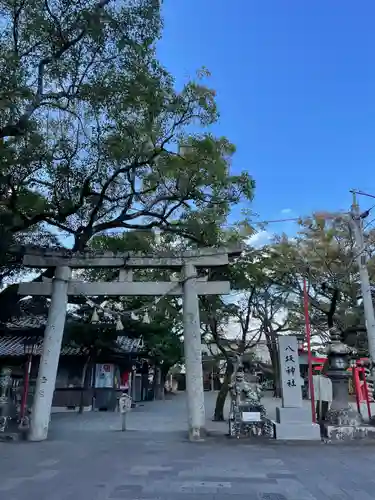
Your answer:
153;364;165;400
160;364;171;399
156;366;162;400
78;356;91;414
213;360;233;421
152;364;157;399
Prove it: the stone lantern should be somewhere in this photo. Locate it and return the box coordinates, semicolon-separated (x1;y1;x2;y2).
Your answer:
324;327;363;439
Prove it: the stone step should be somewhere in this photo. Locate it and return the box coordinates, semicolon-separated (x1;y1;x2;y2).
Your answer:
273;421;321;440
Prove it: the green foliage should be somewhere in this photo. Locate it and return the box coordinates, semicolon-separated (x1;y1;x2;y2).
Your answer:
0;205;58;285
64;304;182;365
266;213;375;346
226;246;291;347
74;232;184;367
143;325;183;368
0;0;255;327
0;0;254;252
64;321;120;356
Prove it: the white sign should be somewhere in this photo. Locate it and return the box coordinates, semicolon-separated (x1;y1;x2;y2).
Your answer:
278;335;303;408
119;394;132;413
242;412;261;422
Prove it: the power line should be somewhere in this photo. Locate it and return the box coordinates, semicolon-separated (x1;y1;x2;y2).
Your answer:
350;189;375;201
255;217;300;225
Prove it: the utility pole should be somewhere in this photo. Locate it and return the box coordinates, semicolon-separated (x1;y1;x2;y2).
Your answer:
350;191;375;371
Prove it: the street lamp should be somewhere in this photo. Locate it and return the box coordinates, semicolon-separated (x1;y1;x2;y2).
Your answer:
20;338;39;423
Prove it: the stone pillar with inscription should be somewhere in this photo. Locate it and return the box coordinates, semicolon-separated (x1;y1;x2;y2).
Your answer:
274;335;321;440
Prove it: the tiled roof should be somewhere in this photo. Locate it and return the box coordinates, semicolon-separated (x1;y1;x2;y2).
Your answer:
0;297;143;356
0;336;44;357
0;335;141;357
0;296;48;332
1;297;71;332
3;315;47;331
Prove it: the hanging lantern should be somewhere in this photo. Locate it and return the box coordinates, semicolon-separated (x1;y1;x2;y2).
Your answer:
91;309;99;324
116;317;124;331
143;311;150;324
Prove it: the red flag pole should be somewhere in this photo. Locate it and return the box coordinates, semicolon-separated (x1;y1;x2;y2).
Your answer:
353;366;361;413
362;366;372;420
303;278;316;423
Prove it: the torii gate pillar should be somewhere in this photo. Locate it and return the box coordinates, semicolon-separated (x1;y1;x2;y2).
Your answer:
29;266;71;442
183;262;205;440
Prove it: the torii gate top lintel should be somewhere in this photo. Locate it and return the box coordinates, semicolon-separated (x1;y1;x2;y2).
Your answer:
18;246;241;297
21;246;242;269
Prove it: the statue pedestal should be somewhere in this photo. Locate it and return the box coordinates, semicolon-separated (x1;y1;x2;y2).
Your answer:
228;360;273;439
0;399;23;441
324;424;374;441
274;406;321;440
0;367;26;441
229;402;273;438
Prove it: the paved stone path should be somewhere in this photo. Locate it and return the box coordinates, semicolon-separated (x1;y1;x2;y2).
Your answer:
1;392;375;499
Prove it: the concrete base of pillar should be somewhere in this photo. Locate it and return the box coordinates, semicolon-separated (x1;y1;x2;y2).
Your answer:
273;422;321;440
324;424;375;441
188;426;206;441
274;405;321;440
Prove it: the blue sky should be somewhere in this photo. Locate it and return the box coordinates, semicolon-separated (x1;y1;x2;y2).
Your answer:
158;1;375;236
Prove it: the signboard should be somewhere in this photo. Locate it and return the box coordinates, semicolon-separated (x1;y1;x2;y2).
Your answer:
95;364;114;389
278;335;303;408
242;412;261;422
119;393;132;413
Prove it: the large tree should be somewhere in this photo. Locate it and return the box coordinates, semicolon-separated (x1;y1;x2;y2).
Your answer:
0;0;254;320
200;246;282;420
270;213;375;351
228;246;292;397
77;231;185;397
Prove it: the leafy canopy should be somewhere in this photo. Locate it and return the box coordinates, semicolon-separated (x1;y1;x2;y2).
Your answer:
264;212;375;352
0;0;254;252
0;0;255;326
77;231;184;367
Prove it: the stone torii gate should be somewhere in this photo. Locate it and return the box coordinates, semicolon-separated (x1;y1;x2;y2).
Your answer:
18;247;240;442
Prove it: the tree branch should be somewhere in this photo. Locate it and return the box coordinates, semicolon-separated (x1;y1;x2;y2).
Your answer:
0;0;111;139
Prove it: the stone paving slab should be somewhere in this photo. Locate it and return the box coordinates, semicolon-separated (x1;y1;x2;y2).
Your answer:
1;392;375;499
0;431;373;500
